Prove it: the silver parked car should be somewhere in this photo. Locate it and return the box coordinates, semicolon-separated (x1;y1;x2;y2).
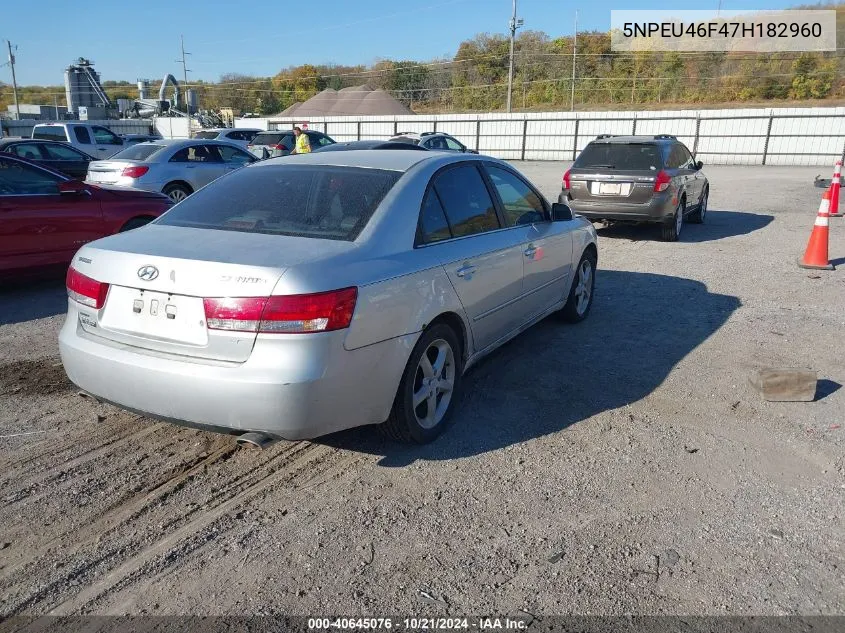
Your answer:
85;139;258;202
60;150;598;444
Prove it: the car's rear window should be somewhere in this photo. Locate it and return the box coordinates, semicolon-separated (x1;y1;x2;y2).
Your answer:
32;127;69;142
192;131;220;139
155;165;401;241
109;144;167;161
575;143;662;171
250;132;288;145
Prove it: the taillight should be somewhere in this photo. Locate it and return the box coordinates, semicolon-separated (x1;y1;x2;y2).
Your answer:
121;166;149;178
66;267;109;309
654;170;671;192
203;287;358;334
563;169;571;189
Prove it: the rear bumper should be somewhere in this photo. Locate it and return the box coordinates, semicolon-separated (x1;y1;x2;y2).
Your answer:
560;190;675;223
59;304;417;440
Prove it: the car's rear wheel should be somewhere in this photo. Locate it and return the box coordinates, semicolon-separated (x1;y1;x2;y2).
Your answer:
561;248;597;323
163;182;192;203
380;323;462;444
661;199;685;241
688;188;708;224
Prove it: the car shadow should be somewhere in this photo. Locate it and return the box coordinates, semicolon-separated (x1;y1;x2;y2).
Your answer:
594;210;773;243
0;279;67;326
319;269;741;466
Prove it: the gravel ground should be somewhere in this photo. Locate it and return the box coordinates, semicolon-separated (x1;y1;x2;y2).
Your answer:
0;164;843;618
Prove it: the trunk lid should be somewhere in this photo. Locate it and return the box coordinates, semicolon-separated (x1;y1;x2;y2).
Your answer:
71;225;355;363
86;160;138;184
568;169;659;204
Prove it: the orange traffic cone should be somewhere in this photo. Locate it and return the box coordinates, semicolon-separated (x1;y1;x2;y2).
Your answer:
830;160;842;217
798;190;834;270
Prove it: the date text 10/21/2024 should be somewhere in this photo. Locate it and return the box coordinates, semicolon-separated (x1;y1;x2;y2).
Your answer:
307;617;529;630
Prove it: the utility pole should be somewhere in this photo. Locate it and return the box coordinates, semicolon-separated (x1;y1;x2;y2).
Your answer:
6;41;20;121
570;10;577;112
176;35;191;113
506;0;523;113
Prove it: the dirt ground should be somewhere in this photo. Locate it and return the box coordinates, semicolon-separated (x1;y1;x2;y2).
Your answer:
0;164;843;618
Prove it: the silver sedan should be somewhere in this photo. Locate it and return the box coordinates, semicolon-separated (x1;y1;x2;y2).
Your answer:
85;139;257;202
60;150;598;444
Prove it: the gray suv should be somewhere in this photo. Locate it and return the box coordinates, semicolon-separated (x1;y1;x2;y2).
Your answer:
560;135;709;241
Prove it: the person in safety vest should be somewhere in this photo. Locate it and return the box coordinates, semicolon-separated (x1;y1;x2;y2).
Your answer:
291;126;311;154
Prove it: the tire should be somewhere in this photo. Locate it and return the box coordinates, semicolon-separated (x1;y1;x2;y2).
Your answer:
162;182;192;203
561;248;597;323
380;323;463;444
688;187;708;224
119;217;153;232
661;198;685;242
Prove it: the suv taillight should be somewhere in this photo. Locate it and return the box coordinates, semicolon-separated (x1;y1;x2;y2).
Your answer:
653;170;671;193
66;267;109;309
203;287;358;334
563;169;571;189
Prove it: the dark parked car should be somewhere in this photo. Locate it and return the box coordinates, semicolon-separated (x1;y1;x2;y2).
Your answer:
247;130;335;159
0;139;97;180
313;140;429;152
0;154;172;277
560;135;709;241
389;132;478;154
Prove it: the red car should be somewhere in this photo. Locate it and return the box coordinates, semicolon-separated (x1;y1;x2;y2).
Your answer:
0;154;172;277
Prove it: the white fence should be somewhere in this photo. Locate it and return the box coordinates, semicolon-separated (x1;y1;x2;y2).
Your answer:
236;106;845;166
1;117;190;139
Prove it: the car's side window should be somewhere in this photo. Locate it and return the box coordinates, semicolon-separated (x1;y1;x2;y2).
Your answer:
677;144;695;169
42;144;85;160
665;145;685;170
444;137;464;151
92;126;122;145
418;189;452;244
486;165;547;227
0;157;61;195
218;145;255;165
73;126;92;144
10;144;44;160
226;131;244;141
315;135;334;147
433;164;500;238
170;145;222;163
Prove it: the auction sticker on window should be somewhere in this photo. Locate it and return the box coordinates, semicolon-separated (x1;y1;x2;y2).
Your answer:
611;9;836;52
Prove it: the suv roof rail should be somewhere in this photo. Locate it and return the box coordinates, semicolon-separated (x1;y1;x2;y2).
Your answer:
420;131;437;136
654;134;677;140
595;134;616;139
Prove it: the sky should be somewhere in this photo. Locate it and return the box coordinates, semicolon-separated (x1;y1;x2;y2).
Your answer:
2;0;802;87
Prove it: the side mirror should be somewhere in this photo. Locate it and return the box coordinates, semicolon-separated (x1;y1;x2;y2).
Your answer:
695;160;704;170
58;180;88;195
551;202;573;221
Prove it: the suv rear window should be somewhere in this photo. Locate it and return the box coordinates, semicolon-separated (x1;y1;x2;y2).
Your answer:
110;144;167;161
250;132;289;146
575;143;663;171
155;165;400;241
32;127;69;142
192;131;220;139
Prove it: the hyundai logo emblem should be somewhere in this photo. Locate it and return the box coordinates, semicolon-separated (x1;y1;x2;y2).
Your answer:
137;265;159;281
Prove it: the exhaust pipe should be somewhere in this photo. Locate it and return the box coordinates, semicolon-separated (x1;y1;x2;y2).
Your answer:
236;432;276;450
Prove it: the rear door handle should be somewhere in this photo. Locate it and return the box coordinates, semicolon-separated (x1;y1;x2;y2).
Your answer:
455;264;476;278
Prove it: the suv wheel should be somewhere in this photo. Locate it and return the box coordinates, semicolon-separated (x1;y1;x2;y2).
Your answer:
688;188;708;224
661;199;685;242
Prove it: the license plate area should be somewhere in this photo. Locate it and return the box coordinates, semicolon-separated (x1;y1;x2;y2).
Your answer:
593;182;632;196
99;285;208;346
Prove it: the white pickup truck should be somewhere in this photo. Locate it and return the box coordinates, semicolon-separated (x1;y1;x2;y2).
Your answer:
31;123;126;158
